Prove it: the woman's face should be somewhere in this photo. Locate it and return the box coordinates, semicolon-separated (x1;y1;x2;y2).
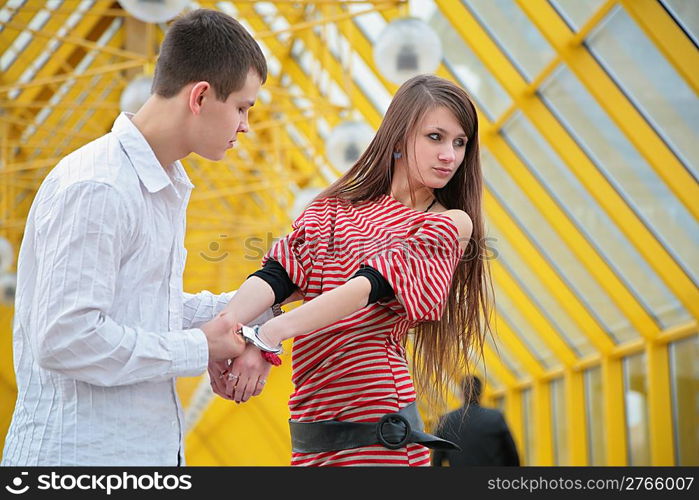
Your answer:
403;106;467;189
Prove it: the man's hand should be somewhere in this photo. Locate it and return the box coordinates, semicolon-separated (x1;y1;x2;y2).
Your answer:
208;358;234;400
225;343;272;403
200;311;246;361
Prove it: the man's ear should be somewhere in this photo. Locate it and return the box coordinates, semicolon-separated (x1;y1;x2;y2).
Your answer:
188;81;210;115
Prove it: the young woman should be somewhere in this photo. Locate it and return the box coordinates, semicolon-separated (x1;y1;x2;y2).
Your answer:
213;74;492;466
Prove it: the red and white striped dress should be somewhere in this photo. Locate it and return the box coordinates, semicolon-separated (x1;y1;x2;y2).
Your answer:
265;194;462;466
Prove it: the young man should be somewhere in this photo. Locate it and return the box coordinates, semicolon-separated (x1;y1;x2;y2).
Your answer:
2;9;271;466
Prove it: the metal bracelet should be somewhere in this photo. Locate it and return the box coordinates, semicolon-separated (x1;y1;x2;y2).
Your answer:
240;325;283;354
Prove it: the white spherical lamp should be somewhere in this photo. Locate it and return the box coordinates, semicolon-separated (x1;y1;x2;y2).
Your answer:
119;0;189;24
120;75;153;114
373;17;443;84
325;121;375;174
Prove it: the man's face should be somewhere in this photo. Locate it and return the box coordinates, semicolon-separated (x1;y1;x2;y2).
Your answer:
192;69;262;161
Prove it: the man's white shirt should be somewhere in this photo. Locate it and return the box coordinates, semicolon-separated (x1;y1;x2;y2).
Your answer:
1;113;269;466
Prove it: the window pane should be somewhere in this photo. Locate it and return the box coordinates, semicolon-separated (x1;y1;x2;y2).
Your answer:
463;0;556;81
494;109;689;331
669;334;699;465
551;377;569;465
497;115;637;343
540;65;699;287
550;0;607;30
624;353;651;465
587;5;699;180
486;334;524;379
422;8;512;120
585;366;606;465
492;286;560;370
482;203;596;358
661;0;699;46
522;388;534;465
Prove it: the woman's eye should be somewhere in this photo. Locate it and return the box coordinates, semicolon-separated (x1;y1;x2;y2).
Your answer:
455;138;465;147
428;133;441;141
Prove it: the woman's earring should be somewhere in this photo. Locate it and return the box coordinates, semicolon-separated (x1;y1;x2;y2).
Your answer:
393;151;402;159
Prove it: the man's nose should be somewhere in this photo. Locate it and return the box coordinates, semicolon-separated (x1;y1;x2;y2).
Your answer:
238;118;249;134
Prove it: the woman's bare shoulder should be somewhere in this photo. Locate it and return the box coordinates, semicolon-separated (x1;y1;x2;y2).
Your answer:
440;209;473;248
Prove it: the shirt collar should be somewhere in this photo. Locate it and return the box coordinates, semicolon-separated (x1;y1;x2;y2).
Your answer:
112;112;194;193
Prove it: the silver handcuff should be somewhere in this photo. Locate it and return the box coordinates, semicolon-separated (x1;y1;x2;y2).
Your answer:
238;325;283;355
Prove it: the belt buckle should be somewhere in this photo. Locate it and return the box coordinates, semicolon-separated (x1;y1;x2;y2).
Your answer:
376;412;411;450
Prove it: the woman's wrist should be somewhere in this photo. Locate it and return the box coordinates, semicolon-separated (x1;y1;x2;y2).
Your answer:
258;317;289;348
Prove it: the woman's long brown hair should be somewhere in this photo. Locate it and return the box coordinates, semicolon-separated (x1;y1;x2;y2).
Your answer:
319;75;493;414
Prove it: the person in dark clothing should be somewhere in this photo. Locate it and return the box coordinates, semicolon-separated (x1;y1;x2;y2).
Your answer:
432;375;520;466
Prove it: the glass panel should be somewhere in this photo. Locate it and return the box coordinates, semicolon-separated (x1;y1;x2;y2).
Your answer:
661;0;699;46
496;118;687;332
587;5;699;180
585;365;606;465
551;377;569;465
486;334;524;379
492;285;560;370
669;334;699;465
429;9;512;120
550;0;607;30
463;0;556;81
522;388;534;465
624;353;651;465
540;64;699;286
474;352;503;392
488;122;636;343
481;198;596;358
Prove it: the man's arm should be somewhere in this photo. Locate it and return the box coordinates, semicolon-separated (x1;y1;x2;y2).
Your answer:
182;289;279;329
33;182;239;386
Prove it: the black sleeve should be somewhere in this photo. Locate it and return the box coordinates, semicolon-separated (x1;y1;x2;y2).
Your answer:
248;259;298;304
500;416;520;466
350;265;395;305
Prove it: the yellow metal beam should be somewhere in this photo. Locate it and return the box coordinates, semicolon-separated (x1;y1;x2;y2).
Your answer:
516;0;699;221
504;387;525;464
491;262;578;366
437;0;699;321
533;380;554;465
270;2;383;128
619;0;699;95
602;356;627;465
565;369;588;464
481;126;657;342
485;194;615;353
646;341;675;465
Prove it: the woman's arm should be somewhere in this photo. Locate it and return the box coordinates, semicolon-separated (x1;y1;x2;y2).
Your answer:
217;276;275;325
256;276;372;348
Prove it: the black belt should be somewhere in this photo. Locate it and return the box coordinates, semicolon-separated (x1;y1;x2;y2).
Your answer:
289;402;461;453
